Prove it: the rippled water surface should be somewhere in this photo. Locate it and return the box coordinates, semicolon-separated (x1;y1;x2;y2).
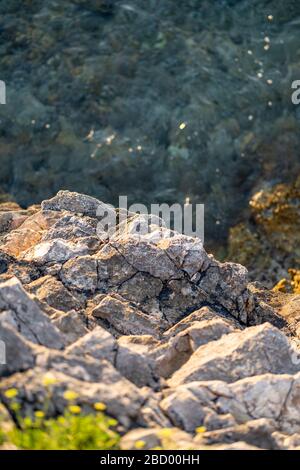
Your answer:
0;0;299;246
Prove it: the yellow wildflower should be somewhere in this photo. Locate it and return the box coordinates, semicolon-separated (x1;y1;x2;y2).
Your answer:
4;388;18;399
159;428;173;438
34;411;45;419
42;373;57;387
195;426;207;434
94;402;106;411
135;440;146;449
68;405;81;414
63;390;79;401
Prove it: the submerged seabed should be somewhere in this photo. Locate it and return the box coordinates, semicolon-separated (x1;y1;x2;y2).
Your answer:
0;0;299;245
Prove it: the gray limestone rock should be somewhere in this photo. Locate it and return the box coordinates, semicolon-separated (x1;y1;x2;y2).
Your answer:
0;320;36;376
0;277;64;349
0;191;299;449
41;190;104;218
66;326;117;362
168;323;299;386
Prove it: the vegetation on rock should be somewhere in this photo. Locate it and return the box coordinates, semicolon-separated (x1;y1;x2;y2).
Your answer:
228;175;300;288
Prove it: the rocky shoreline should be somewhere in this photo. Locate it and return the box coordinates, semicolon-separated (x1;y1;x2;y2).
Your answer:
1;190;300;450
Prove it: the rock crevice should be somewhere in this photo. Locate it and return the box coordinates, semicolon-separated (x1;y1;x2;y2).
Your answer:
0;191;299;449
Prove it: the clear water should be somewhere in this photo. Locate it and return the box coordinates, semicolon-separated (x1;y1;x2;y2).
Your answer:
0;0;299;246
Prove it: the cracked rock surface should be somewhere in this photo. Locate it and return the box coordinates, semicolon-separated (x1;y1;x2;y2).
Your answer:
1;191;300;449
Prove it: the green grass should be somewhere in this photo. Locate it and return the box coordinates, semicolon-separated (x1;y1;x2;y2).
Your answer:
9;410;120;450
1;387;120;450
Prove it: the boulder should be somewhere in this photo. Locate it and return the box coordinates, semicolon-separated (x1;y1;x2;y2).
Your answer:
36;349;119;384
52;311;90;345
0;277;64;349
168;323;299;386
218;372;300;435
110;237;181;282
121;427;193;450
42;214;98;242
116;335;160;389
91;293;163;336
96;243;137;288
271;431;300;450
210;441;262;450
0;210;60;257
154;318;235;378
60;256;98;292
163;372;300;435
0;367;147;428
0;191;299;448
195;418;278;450
163;306;242;339
66;326;117;362
160;380;226;433
23;239;90;265
41;190;105;218
0;321;36;376
27;275;85;313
